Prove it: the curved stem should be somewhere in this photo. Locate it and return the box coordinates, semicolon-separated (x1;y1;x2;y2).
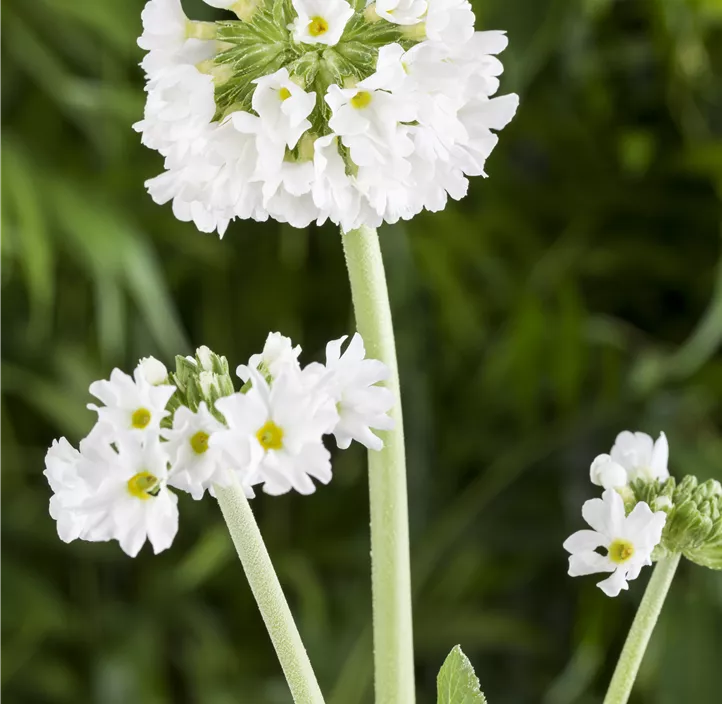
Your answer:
341;226;416;704
215;482;326;704
603;553;681;704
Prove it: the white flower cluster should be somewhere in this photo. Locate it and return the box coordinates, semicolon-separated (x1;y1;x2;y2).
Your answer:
135;0;518;234
563;431;669;597
44;333;393;556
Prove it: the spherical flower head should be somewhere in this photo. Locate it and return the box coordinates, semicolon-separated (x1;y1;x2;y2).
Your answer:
290;0;354;46
610;430;669;483
136;0;518;232
163;402;231;499
374;0;428;26
590;453;628;490
212;367;336;495
88;367;175;437
323;333;394;450
563;489;667;597
137;356;169;386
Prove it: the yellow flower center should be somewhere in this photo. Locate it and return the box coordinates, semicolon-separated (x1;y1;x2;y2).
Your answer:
278;86;292;101
351;91;372;109
256;420;284;451
131;407;151;429
127;471;159;500
608;539;635;564
190;431;210;455
308;16;329;37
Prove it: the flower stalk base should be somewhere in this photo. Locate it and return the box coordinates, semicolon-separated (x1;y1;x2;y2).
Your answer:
603;553;681;704
215;482;325;704
341;225;416;704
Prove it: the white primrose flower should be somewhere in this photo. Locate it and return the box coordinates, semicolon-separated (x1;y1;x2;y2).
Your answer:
133;64;216;162
252;68;316;149
88;366;176;437
563;489;667;597
590;454;628;490
245;331;302;381
44;434;104;543
290;0;354;46
138;0;190;53
46;433;179;557
137;356;169;385
212;368;337;495
164;403;231;499
373;0;427;26
610;431;670;483
425;0;476;47
324;334;394;450
135;0;518;233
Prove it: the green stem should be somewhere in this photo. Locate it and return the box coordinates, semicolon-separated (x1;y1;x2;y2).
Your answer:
341;226;416;704
603;553;681;704
215;482;326;704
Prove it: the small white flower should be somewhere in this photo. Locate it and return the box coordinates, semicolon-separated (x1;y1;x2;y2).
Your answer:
252;68;316;149
80;436;179;557
138;0;189;53
563;489;667;597
46;433;179;557
610;431;670;483
425;0;475;47
133;64;216;161
212;368;336;495
45;437;95;543
326;80;415;170
88;367;175;437
291;0;354;46
245;331;302;381
137;356;169;386
324;333;394;451
590;454;628;490
374;0;427;26
164;403;231;499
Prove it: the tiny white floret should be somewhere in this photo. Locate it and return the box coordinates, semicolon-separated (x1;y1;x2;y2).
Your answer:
563;489;666;597
290;0;354;46
610;430;670;483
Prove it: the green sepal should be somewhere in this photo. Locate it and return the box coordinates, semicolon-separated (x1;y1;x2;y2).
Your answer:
437;645;488;704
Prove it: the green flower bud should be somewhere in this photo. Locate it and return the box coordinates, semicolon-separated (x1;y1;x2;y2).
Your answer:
170;347;236;420
631;476;722;570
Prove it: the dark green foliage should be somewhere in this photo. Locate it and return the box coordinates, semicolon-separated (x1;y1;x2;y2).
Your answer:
2;1;722;703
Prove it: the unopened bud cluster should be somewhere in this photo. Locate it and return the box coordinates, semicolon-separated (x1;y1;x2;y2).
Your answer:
631;475;722;570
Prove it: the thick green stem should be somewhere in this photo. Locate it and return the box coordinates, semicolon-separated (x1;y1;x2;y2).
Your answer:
341;226;416;704
603;553;681;704
215;482;325;704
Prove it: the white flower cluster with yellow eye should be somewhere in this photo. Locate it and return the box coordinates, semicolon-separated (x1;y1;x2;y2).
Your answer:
44;333;393;556
135;0;518;234
563;431;669;597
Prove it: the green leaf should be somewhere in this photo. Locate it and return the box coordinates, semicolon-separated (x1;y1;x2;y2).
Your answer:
437;645;488;704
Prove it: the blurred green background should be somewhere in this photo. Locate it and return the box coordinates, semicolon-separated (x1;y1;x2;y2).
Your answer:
3;0;722;702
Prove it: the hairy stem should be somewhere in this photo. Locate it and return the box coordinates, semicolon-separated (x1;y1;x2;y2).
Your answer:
341;226;416;704
603;553;681;704
215;482;326;704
